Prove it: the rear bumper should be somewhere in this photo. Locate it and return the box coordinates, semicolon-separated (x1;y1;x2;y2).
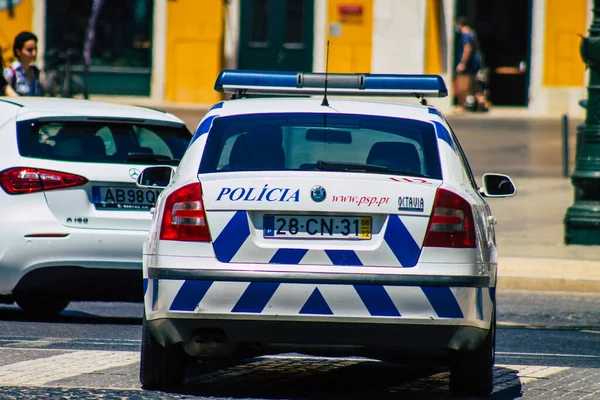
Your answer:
147;317;489;359
0;226;147;296
8;266;142;302
148;267;490;287
144;267;495;356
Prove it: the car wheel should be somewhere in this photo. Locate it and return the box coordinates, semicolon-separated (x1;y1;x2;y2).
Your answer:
449;311;495;397
15;296;70;318
140;314;186;390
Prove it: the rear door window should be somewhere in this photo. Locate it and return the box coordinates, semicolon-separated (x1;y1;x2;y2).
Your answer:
17;120;191;166
199;113;442;179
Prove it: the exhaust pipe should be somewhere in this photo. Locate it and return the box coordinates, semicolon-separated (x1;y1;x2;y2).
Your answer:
183;328;237;357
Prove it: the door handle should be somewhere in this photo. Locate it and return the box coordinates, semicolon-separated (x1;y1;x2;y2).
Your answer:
488;215;497;225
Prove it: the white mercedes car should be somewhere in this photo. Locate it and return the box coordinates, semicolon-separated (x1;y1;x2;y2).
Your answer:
0;97;191;318
138;71;516;396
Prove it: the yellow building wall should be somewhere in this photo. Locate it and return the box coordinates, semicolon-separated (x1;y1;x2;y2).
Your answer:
165;0;223;104
0;0;33;67
424;0;442;75
543;0;587;86
326;0;373;73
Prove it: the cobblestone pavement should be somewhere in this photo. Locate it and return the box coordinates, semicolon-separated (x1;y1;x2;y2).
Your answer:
0;348;597;399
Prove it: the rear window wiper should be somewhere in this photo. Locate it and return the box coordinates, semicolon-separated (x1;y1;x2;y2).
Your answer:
126;153;179;164
315;160;427;178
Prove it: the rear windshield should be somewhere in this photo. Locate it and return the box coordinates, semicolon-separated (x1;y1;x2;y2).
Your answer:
199;113;442;179
17;119;191;166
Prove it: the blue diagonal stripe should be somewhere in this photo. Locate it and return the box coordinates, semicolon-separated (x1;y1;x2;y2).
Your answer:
428;107;443;118
270;248;308;264
213;211;250;263
325;250;363;266
476;287;484;320
151;279;159;311
209;101;224;111
354;285;401;317
191;114;218;145
299;288;333;315
232;282;280;313
384;215;421;267
170;280;213;312
143;278;148;296
433;121;455;150
421;287;464;318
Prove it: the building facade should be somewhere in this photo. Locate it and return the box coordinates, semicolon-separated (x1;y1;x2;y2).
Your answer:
0;0;591;116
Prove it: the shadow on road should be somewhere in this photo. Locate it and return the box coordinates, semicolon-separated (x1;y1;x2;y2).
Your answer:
0;304;141;326
155;357;524;400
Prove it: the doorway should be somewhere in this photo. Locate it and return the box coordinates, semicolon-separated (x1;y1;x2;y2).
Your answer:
456;0;532;106
239;0;314;72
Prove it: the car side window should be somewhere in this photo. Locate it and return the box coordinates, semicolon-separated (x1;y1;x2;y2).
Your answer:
446;122;478;190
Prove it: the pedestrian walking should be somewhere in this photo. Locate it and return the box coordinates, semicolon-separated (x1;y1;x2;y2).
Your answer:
453;17;486;113
3;31;43;96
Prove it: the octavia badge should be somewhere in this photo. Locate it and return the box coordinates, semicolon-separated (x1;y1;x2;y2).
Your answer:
311;185;326;202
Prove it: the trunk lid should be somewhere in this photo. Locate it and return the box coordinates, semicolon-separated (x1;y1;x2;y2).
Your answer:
19;158;161;230
201;171;441;268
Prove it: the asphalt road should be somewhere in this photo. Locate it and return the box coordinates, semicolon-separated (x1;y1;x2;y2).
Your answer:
0;290;597;399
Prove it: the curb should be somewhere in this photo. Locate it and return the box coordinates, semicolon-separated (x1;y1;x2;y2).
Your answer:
497;257;600;293
497;275;600;293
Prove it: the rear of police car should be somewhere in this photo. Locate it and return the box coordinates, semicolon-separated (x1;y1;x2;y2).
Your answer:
141;71;497;395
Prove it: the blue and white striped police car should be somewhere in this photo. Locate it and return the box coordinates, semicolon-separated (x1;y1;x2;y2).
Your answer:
138;70;516;396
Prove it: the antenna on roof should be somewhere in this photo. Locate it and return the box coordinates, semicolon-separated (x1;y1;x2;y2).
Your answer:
321;41;330;107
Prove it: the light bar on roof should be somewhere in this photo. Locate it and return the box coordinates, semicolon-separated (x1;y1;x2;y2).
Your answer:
214;70;448;98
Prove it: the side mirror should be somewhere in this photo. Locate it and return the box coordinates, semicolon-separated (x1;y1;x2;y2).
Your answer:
480;173;516;197
136;166;175;189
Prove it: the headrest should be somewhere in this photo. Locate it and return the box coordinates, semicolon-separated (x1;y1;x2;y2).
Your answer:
366;141;422;175
229;126;285;171
53;133;106;159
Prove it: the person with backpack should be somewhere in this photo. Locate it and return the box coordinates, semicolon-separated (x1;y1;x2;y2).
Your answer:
0;46;18;97
453;17;487;113
3;31;43;96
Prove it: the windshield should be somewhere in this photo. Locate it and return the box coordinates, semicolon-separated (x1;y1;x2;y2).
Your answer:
17;119;191;166
199;113;442;179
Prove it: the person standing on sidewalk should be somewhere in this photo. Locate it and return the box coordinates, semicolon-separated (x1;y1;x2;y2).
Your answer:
3;32;43;96
0;46;18;97
453;17;483;113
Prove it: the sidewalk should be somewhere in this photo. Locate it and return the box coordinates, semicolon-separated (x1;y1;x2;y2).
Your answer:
488;177;600;293
91;96;600;294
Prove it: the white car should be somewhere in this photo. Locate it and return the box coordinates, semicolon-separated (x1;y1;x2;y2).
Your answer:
138;71;516;396
0;97;191;317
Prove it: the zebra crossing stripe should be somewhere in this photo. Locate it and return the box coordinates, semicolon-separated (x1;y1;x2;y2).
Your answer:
495;364;570;384
0;350;138;385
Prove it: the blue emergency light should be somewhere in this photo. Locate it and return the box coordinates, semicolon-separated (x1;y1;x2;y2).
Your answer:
214;70;448;98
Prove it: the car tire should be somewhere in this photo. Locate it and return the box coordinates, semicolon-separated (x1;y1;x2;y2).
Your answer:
449;310;495;397
140;314;186;390
15;296;70;318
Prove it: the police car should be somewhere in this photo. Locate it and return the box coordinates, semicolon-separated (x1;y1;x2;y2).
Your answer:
0;98;191;317
138;70;516;396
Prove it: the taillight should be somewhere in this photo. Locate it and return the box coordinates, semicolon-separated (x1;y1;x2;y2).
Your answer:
0;167;88;195
423;188;475;248
160;182;211;242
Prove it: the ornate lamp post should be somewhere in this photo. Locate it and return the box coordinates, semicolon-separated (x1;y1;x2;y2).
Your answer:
565;2;600;245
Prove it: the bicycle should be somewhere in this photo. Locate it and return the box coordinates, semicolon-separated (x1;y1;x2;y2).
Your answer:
44;48;86;98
